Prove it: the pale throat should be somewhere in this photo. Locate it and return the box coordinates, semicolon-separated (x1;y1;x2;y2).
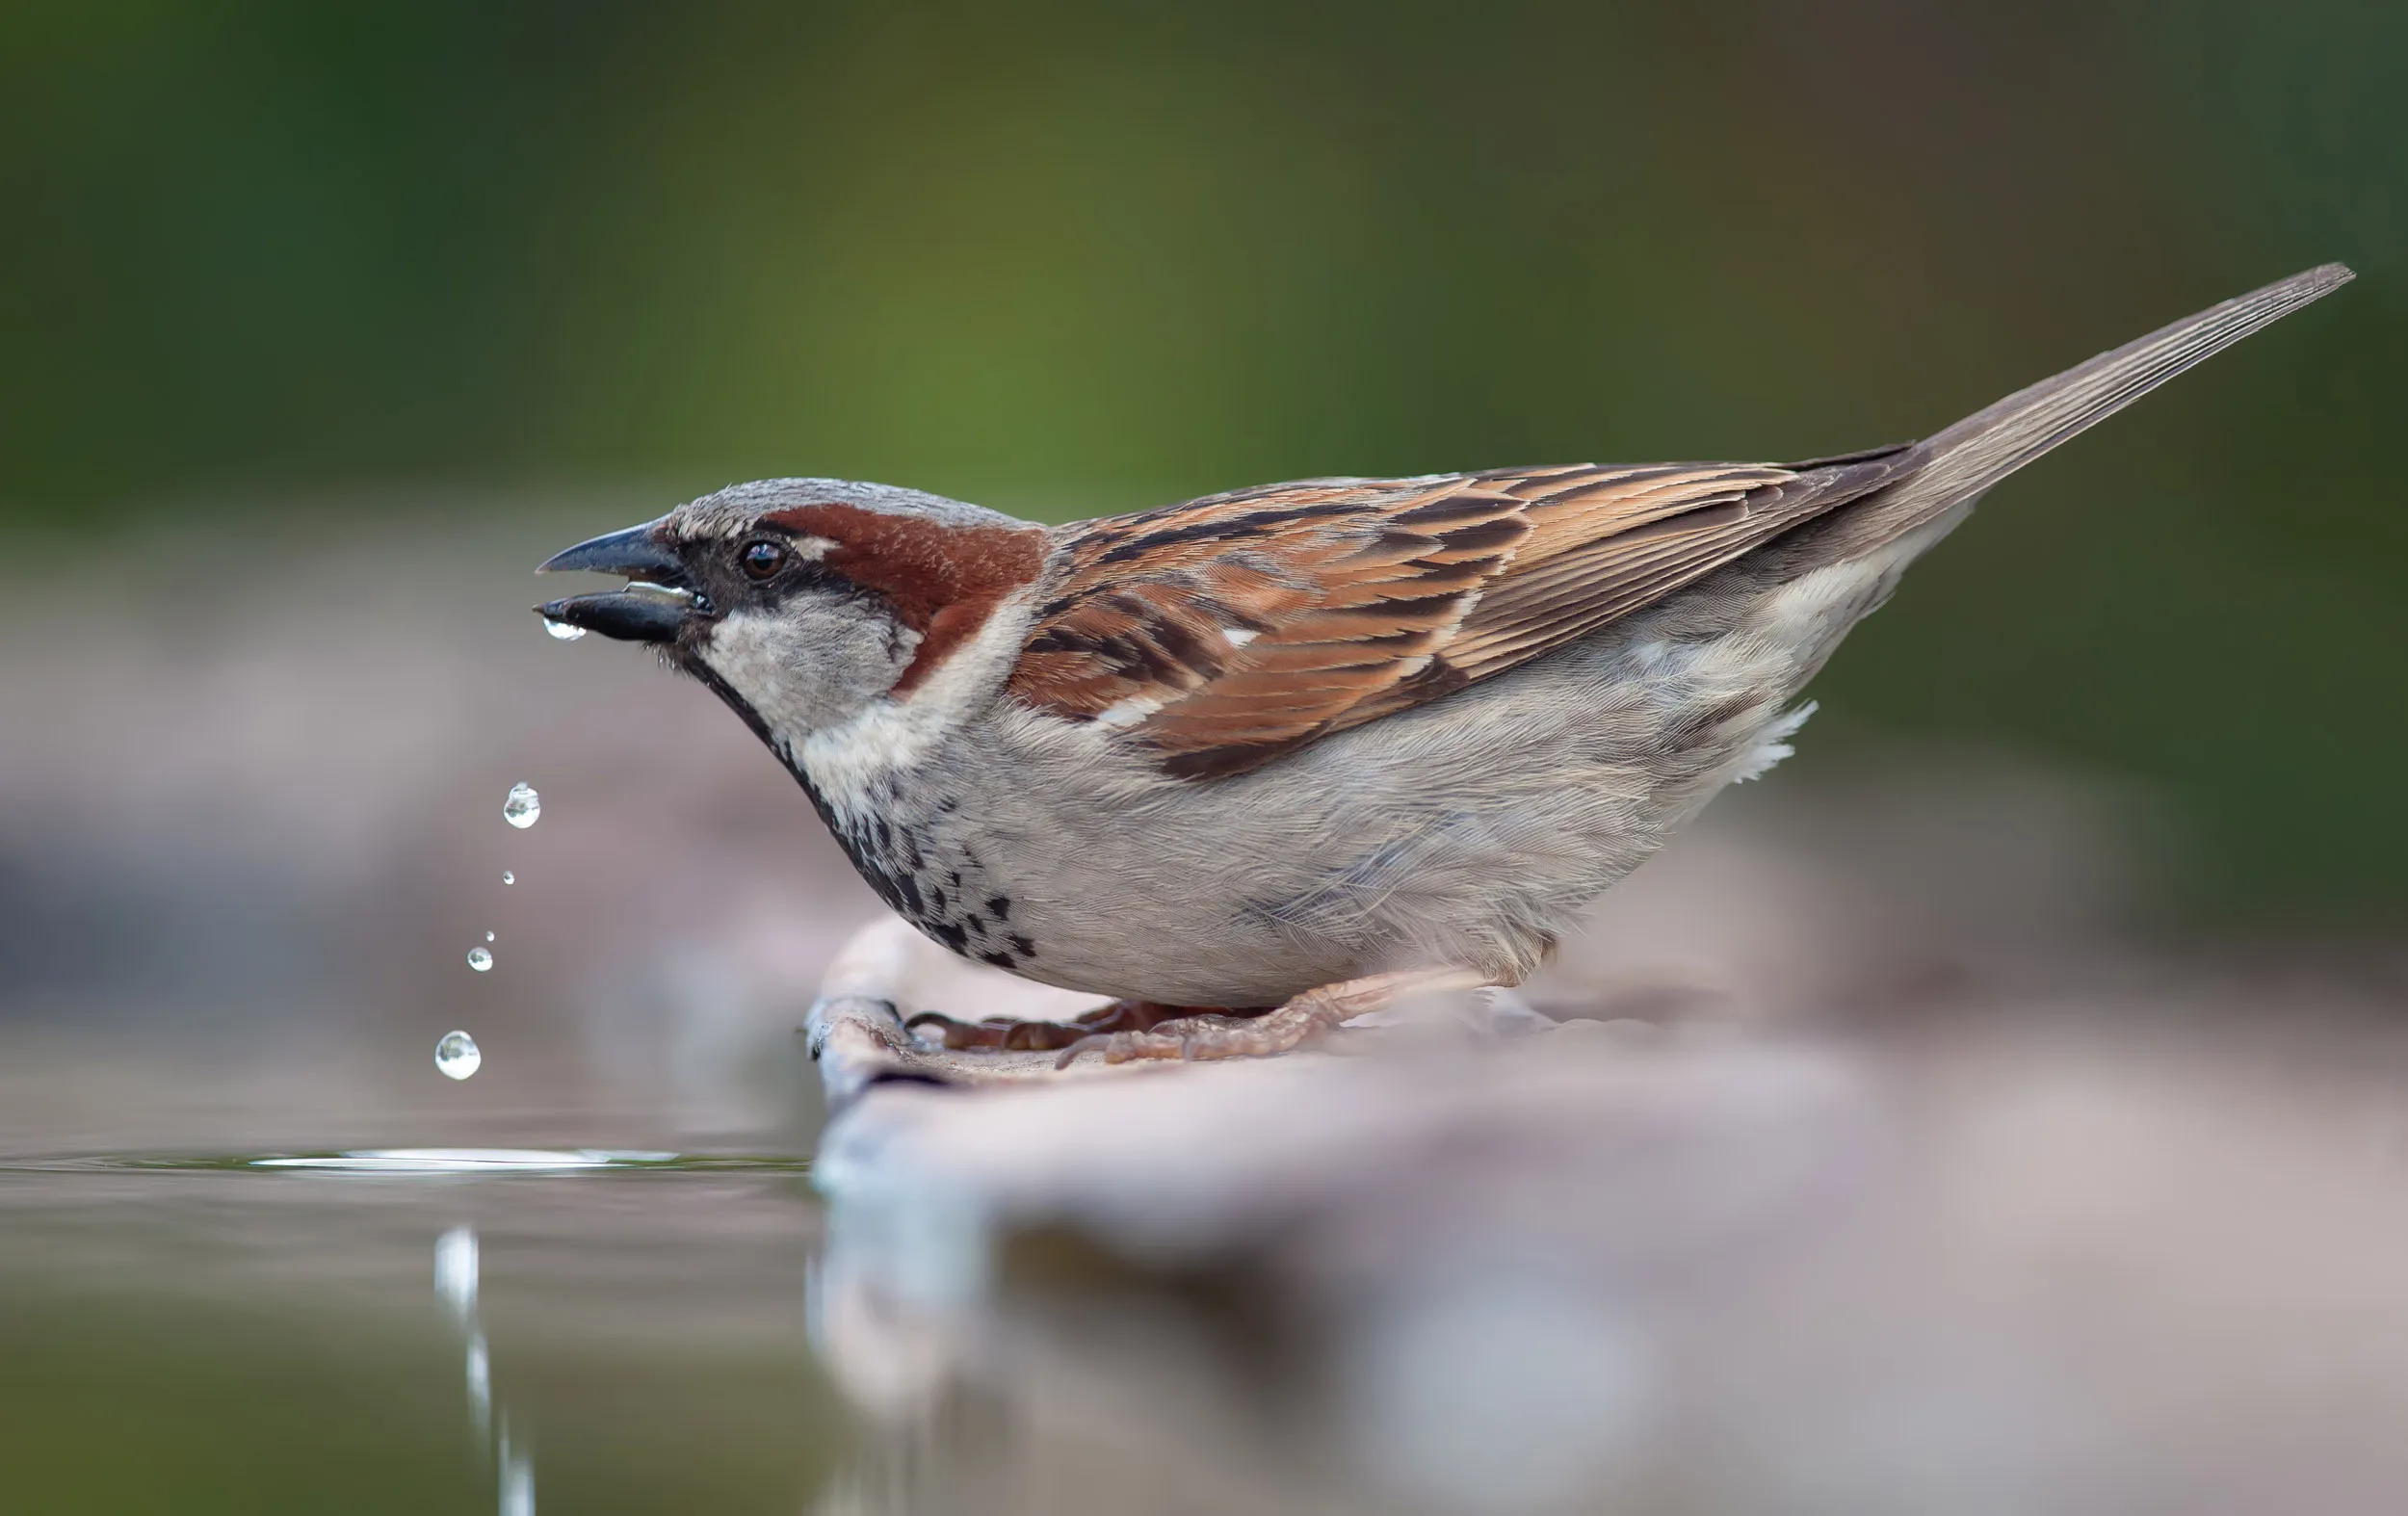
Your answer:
779;586;1041;814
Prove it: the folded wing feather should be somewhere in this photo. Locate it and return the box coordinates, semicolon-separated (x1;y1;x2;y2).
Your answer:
1007;452;1907;779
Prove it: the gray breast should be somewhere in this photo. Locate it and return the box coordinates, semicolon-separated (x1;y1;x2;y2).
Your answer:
819;790;1041;974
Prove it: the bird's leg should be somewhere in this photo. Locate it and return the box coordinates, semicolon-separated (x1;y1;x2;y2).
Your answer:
905;999;1263;1054
1055;966;1496;1068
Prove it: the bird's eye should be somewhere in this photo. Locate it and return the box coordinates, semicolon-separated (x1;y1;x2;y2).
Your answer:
740;539;787;581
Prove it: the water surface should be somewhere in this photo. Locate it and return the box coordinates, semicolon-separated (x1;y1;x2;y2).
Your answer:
0;1152;847;1514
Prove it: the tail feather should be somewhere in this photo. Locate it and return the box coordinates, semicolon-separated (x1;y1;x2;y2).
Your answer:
1814;262;2353;560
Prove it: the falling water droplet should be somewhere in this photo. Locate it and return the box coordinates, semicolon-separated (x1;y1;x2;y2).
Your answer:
542;617;587;641
435;1226;479;1315
466;1329;491;1426
501;870;514;884
484;930;496;943
503;782;539;829
466;946;493;972
501;1442;535;1516
435;1030;483;1080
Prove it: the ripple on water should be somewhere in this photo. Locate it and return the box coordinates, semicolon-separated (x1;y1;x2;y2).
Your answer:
0;1149;810;1175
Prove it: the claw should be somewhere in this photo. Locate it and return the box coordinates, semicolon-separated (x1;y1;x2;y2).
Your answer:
1052;969;1498;1068
1056;1010;1292;1066
902;1009;983;1049
1051;1027;1134;1068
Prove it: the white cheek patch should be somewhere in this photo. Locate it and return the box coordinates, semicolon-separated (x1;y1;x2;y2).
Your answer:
798;585;1041;804
697;611;796;715
789;536;837;561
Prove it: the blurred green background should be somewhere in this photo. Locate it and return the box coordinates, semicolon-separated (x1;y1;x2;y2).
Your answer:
3;0;2399;919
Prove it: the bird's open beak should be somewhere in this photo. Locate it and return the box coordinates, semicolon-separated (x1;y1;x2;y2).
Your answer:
535;520;701;644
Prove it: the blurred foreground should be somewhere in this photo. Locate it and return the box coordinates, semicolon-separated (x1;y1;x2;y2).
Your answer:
5;518;2408;1513
816;942;2408;1515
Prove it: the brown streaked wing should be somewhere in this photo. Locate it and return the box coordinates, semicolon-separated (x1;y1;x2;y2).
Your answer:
1007;454;1908;779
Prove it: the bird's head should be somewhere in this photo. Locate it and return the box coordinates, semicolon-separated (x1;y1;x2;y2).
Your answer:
537;479;1049;747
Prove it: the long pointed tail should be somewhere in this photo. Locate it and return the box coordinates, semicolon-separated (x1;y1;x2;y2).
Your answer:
1815;262;2353;560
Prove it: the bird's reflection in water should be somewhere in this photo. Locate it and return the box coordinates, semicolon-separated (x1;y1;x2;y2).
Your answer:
798;1036;1865;1516
436;1225;536;1515
812;1204;1673;1514
803;1016;2408;1516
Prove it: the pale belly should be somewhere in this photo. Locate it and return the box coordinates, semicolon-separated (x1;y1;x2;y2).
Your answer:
803;544;1906;1007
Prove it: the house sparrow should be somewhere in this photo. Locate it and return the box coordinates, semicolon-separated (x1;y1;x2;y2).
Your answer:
539;265;2351;1067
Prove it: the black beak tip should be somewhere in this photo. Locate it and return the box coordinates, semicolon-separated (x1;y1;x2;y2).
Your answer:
535;519;685;580
534;542;589;575
534;519;694;643
536;590;690;644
